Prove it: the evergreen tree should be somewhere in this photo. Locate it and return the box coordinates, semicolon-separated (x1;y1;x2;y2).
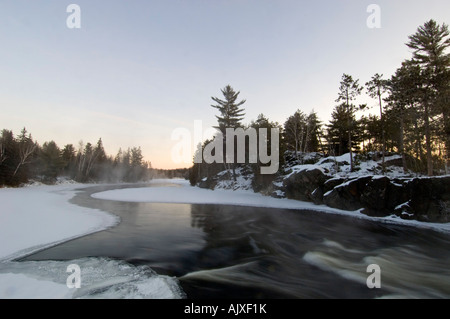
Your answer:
0;130;18;185
385;61;423;173
249;114;283;191
335;74;364;171
304;111;322;153
211;85;246;133
61;144;76;178
366;74;388;170
211;85;246;181
406;20;450;175
38;141;64;183
327;104;357;156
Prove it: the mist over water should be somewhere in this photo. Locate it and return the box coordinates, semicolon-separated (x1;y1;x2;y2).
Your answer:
19;183;450;299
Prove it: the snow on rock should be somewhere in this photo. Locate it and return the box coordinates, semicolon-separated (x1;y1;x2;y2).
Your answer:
284;164;326;179
215;168;254;191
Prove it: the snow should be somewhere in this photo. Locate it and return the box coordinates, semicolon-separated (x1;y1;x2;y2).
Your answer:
272;181;283;188
0;183;118;261
273;190;285;197
317;153;352;165
215;168;253;191
0;273;71;299
0;258;183;299
285;164;325;178
291;153;414;180
0;182;182;299
395;202;410;211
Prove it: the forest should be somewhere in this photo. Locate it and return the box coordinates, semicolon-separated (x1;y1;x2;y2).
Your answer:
1;20;448;187
189;20;450;185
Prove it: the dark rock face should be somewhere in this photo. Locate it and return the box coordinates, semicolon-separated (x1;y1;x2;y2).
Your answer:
360;177;409;217
198;178;217;190
323;176;372;211
318;175;450;223
310;177;346;205
283;168;327;202
398;177;450;223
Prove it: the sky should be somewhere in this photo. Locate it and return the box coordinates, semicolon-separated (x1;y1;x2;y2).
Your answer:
0;0;449;169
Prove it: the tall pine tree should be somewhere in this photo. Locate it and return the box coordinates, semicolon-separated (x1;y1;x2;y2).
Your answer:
211;85;246;133
366;74;388;171
406;20;450;175
335;74;363;171
211;85;246;180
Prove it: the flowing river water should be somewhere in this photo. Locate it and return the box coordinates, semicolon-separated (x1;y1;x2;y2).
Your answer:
14;183;450;298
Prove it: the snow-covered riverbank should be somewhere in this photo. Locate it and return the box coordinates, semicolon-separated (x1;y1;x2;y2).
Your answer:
0;183;117;261
0;183;120;298
1;179;450;299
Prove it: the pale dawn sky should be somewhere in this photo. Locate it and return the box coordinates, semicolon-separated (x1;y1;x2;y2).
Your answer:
0;0;449;169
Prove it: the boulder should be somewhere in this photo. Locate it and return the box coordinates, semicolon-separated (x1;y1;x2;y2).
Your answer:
323;176;372;211
400;176;450;223
283;168;327;202
310;177;345;204
360;177;408;217
198;177;217;190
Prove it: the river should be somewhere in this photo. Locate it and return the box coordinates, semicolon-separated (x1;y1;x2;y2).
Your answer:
17;183;450;298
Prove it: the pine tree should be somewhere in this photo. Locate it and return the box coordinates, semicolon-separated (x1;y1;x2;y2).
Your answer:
211;85;246;181
366;74;388;171
304;110;322;153
211;85;246;133
406;20;450;175
327;104;357;156
385;61;422;173
0;130;17;185
335;74;363;171
249;114;283;191
38;141;64;183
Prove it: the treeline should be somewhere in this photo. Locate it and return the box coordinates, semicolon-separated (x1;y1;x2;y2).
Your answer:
190;19;449;186
152;168;189;179
327;19;449;175
0;128;153;186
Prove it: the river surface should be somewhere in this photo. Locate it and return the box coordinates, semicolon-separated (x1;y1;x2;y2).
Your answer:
17;183;450;299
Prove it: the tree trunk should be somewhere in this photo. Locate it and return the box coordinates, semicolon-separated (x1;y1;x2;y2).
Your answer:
399;113;407;174
413;116;423;162
346;95;354;172
424;103;433;176
378;92;386;173
443;110;449;174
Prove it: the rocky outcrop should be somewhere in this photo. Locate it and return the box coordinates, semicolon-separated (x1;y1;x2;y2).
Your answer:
283;168;327;202
198;177;217;189
286;174;450;223
397;177;450;223
322;176;373;211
